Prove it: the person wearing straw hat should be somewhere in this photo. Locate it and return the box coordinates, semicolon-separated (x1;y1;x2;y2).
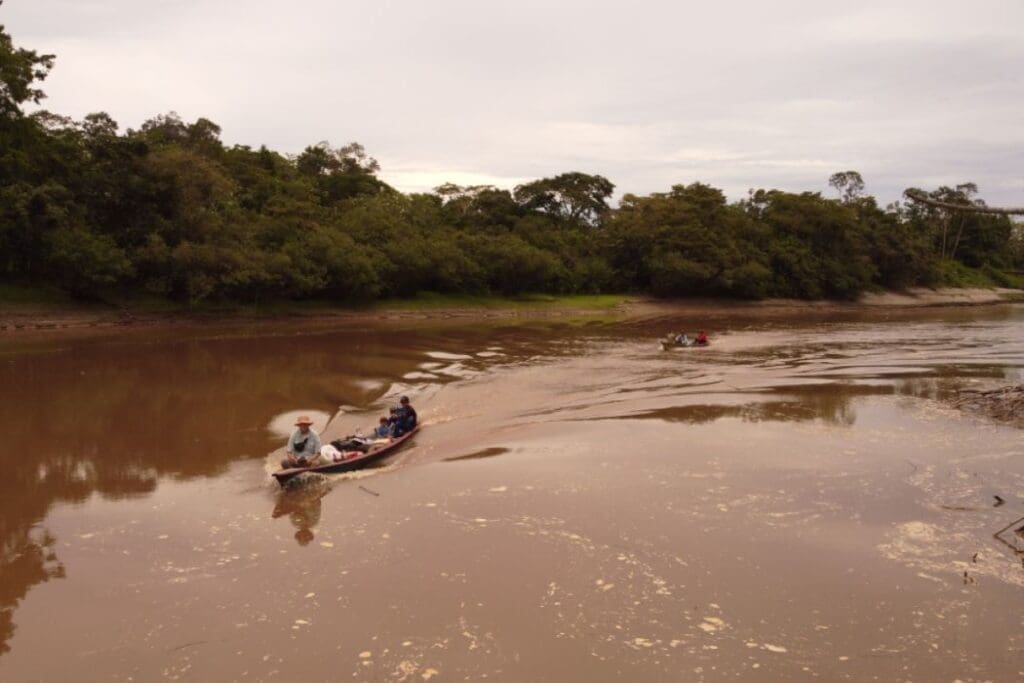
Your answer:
281;415;323;469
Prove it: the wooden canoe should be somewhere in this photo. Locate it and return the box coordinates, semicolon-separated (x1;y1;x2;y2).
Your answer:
272;426;420;486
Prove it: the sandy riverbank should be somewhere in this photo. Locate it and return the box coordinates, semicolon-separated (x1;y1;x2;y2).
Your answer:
1;288;1021;338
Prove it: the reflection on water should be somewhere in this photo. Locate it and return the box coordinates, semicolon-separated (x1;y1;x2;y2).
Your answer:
598;384;895;426
619;398;857;426
0;305;1023;678
272;480;329;546
0;323;593;656
0;527;63;656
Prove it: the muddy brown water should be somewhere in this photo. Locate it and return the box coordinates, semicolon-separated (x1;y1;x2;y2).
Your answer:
1;306;1023;681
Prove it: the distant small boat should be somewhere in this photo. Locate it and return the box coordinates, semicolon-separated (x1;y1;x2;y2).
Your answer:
660;339;710;350
272;426;420;486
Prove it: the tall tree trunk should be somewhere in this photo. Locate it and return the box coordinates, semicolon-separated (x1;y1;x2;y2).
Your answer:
949;214;967;262
940;215;949;260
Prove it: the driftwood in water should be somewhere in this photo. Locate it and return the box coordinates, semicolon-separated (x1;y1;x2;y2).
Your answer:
993;514;1024;555
952;384;1024;425
904;190;1024;216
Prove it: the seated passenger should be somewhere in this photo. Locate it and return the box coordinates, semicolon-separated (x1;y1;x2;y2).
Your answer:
674;332;690;345
393;395;418;436
373;416;394;439
401;395;418;428
695;330;709;346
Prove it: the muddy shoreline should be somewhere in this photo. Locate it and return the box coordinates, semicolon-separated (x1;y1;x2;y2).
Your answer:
0;287;1021;339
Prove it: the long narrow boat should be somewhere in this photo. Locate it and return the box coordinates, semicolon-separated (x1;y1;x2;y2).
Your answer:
272;426;420;486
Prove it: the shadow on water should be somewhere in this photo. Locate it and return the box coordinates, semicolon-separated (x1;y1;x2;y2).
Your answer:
444;446;512;462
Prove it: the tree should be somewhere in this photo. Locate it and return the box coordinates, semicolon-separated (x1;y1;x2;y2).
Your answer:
901;183;1011;262
0;4;55;119
45;225;132;297
137;112;189;145
753;190;877;299
435;183;521;231
828;170;865;204
135;113;224;158
513;172;614;227
296;141;380;176
605;183;770;297
1009;223;1024;271
463;233;565;295
80;111;119;138
295;141;388;204
942;183;978;262
185;118;224;157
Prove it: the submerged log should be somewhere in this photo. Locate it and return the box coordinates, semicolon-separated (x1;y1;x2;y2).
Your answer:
952;384;1024;426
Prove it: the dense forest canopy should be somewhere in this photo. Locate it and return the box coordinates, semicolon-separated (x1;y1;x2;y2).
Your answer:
1;17;1021;305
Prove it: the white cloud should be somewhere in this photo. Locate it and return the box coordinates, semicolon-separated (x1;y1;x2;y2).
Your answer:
381;169;529;194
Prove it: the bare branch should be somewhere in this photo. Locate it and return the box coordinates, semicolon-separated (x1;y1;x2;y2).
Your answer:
904;189;1024;216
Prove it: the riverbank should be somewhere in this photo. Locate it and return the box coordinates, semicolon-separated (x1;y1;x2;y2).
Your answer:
1;288;1022;338
0;293;631;335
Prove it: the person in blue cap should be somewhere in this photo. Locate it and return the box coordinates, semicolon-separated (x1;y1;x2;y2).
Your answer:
392;396;418;436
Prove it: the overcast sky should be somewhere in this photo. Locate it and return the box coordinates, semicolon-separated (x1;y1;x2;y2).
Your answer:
5;0;1023;205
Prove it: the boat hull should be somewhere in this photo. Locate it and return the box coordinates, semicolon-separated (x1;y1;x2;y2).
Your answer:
272;426;420;486
660;341;710;350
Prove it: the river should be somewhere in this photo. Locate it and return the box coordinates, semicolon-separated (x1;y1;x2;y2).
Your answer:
1;304;1022;681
